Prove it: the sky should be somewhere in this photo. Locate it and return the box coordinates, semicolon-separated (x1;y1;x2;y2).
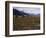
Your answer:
13;7;40;15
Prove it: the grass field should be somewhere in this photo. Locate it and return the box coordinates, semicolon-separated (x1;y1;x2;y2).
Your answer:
13;15;40;30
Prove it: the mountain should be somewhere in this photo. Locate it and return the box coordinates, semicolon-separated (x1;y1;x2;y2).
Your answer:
13;9;29;16
13;9;40;16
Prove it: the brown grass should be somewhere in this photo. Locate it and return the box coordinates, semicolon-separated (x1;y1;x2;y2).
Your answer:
13;15;40;30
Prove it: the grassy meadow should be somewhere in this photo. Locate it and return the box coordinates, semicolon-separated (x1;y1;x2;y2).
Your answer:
13;15;40;30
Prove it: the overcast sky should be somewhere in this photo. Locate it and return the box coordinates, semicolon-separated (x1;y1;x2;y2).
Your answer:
13;7;40;15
